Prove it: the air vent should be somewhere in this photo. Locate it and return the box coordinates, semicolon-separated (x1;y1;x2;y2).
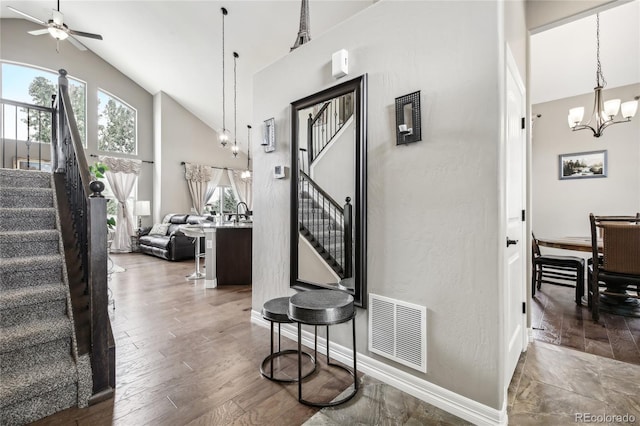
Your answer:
368;293;427;373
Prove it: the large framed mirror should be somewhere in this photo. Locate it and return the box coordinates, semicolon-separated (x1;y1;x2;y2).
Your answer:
290;74;367;307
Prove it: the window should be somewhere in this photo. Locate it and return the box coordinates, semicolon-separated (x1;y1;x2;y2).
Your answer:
1;62;86;145
207;186;238;215
97;89;137;154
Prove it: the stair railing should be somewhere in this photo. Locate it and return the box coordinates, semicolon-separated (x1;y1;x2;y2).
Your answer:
53;69;113;401
298;170;352;277
307;92;353;167
0;98;53;170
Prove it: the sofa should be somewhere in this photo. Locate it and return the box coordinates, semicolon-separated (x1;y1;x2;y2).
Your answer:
139;214;209;261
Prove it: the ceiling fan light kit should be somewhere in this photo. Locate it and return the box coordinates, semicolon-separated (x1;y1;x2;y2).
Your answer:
7;0;103;52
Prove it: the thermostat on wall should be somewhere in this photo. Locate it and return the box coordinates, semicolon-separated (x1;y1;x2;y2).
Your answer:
274;165;286;179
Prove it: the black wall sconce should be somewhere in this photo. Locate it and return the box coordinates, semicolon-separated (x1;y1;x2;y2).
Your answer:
395;91;421;145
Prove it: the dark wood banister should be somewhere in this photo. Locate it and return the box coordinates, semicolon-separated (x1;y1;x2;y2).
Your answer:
307;101;330;167
54;69;114;402
299;170;352;277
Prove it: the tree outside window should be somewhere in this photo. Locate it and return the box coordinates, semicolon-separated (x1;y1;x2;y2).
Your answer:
97;90;136;154
208;187;238;215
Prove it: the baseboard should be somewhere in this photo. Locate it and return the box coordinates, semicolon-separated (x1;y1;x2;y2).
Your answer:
251;310;507;426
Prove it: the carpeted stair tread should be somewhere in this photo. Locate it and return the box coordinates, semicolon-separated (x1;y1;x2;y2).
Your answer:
0;254;62;271
0;316;72;355
0;230;60;259
0;355;77;409
0;169;51;189
0;208;57;231
0;383;77;426
1;338;71;377
0;187;54;208
0;282;66;310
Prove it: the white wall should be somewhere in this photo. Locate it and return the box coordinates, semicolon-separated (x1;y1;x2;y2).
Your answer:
152;92;248;221
252;0;508;410
532;83;640;238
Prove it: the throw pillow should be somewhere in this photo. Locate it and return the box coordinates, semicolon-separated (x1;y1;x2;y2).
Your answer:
149;223;169;236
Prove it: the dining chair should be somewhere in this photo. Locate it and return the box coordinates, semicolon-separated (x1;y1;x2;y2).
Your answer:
588;213;640;321
531;233;585;305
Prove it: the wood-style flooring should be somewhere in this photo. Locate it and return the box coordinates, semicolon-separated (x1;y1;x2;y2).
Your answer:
531;282;640;365
31;253;352;426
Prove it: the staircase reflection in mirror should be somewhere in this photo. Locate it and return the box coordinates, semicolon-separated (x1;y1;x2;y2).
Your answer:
290;75;367;308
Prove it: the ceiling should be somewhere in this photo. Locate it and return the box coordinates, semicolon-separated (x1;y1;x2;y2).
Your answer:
0;0;374;152
531;0;639;105
2;0;637;147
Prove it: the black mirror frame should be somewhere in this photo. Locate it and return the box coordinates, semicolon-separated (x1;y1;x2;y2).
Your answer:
290;74;367;308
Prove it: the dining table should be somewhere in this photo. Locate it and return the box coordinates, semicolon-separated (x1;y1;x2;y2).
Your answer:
537;236;639;318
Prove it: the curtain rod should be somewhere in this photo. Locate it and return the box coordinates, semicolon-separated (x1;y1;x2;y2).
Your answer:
180;162;232;171
90;154;153;164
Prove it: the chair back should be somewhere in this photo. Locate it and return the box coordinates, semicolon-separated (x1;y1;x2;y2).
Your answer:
531;232;542;258
601;223;640;275
589;213;640;276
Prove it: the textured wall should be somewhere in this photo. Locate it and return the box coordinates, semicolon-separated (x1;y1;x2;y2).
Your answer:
152;92;248;221
252;1;506;409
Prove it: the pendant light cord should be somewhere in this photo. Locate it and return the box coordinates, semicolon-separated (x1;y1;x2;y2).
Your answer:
234;52;238;147
221;8;227;135
595;13;607;88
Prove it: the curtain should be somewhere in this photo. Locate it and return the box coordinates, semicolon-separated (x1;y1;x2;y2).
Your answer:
227;169;252;211
205;169;224;209
185;163;215;215
99;156;141;252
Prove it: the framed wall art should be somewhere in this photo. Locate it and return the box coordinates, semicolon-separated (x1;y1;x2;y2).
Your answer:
559;150;607;180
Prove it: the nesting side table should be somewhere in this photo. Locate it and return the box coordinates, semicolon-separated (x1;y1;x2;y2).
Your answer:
288;289;358;407
260;297;316;382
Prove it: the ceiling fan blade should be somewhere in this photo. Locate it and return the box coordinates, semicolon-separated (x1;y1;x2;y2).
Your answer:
52;9;64;25
7;6;46;25
67;35;87;51
68;29;103;40
28;29;50;36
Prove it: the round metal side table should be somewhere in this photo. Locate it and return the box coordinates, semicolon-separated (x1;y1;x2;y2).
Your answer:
288;289;358;407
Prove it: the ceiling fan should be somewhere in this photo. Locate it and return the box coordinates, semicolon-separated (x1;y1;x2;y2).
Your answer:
7;0;102;51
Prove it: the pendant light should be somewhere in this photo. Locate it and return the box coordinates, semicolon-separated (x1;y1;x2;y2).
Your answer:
219;7;230;146
231;51;240;157
568;13;638;137
241;125;252;180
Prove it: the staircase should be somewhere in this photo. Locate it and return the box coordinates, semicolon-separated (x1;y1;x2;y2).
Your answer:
299;189;346;277
0;168;92;425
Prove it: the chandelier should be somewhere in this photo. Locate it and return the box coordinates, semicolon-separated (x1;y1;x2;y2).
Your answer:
567;13;637;137
241;125;252;179
219;7;230;146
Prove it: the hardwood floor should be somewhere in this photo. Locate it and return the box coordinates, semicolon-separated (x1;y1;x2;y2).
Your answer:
31;253;352;426
532;282;640;365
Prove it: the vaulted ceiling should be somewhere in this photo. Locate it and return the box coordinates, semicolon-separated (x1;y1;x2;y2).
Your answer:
2;0;637;149
0;0;374;152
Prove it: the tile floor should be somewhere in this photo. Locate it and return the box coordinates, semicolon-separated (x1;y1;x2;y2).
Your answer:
304;341;640;425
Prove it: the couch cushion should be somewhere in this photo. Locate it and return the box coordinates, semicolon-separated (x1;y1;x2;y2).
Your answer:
149;223;169;236
169;214;189;224
139;235;171;250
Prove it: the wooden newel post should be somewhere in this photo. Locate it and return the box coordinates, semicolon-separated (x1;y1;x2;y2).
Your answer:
343;197;352;278
88;196;109;394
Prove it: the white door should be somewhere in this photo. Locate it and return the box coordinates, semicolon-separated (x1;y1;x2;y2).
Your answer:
505;48;527;383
